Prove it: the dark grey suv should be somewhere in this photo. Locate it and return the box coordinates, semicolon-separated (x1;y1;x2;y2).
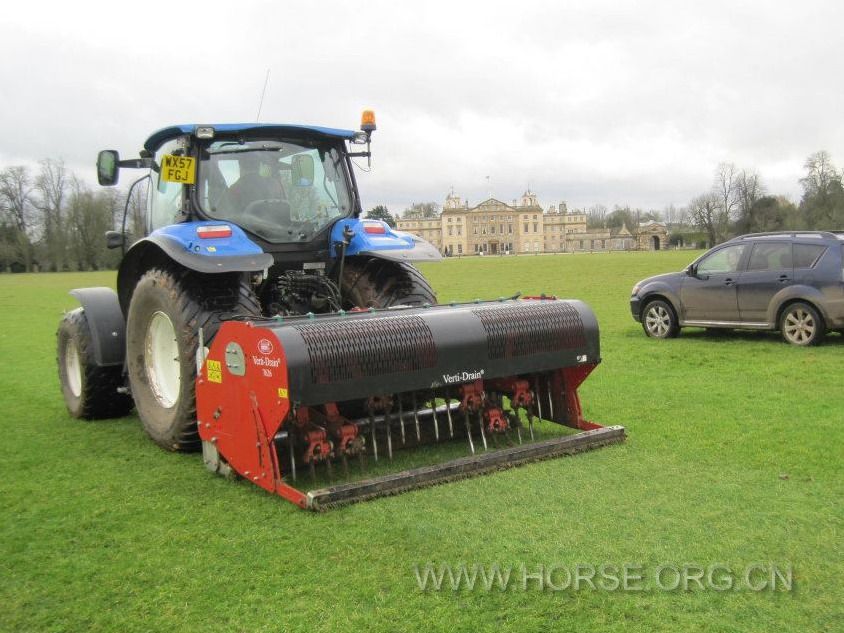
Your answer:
630;231;844;345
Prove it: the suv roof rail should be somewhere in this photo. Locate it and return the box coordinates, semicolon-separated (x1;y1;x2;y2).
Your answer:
728;230;842;241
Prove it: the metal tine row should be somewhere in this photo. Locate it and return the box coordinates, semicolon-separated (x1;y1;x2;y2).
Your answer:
292;376;554;482
368;386;548;464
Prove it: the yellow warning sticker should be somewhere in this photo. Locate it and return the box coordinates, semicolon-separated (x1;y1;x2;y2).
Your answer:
160;154;196;184
207;359;222;383
278;388;288;399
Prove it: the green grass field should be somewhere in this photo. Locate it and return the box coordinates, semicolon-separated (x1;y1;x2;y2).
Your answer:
1;251;841;632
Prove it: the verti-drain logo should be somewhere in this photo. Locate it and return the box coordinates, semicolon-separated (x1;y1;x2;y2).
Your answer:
442;369;485;385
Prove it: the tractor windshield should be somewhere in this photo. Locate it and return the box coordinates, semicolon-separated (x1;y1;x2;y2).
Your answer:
197;139;353;243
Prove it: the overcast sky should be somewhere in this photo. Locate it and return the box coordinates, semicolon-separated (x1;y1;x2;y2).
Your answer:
1;1;842;214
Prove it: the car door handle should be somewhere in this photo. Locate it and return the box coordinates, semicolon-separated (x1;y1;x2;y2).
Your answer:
723;278;734;286
778;275;790;284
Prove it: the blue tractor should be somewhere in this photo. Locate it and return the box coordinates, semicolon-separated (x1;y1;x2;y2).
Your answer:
57;113;440;450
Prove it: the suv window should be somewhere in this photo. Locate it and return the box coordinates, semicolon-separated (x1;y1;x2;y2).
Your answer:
697;244;747;275
747;242;791;271
793;243;826;268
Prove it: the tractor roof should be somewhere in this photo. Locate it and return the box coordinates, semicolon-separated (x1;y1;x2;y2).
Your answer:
144;123;358;152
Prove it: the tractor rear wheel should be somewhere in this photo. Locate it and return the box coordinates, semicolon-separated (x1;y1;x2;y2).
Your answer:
57;308;133;419
125;268;259;451
341;259;437;308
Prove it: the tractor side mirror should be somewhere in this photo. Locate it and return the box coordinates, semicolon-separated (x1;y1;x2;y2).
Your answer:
105;230;125;250
97;150;120;186
291;154;314;187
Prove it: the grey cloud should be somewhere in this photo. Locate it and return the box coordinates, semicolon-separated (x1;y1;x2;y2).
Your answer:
0;0;841;213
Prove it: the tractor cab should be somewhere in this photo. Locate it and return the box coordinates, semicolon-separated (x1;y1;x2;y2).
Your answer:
99;118;375;257
98;115;442;275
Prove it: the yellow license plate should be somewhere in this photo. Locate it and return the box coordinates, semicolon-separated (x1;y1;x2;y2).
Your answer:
161;154;196;184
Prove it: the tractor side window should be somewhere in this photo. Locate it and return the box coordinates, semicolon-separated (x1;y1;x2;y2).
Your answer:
150;139;185;230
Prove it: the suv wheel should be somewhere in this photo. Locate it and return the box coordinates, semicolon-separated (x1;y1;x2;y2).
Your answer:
642;299;680;339
779;302;825;346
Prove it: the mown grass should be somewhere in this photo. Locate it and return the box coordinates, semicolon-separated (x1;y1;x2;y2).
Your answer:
1;251;842;633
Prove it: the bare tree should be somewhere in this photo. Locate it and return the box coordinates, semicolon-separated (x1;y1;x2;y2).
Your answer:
403;202;440;218
67;177;115;270
799;151;843;228
124;179;149;243
663;203;688;228
800;151;839;199
714;162;741;225
587;204;607;228
688;192;722;247
0;166;35;271
35;158;68;271
735;168;765;233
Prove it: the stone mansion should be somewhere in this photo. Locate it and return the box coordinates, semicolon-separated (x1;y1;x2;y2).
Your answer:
396;191;668;256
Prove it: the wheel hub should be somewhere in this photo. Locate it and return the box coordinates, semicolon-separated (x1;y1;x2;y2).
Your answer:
144;311;181;408
784;309;815;344
645;305;671;337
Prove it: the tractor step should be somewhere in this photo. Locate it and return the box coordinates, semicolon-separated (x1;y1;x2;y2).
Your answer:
305;425;626;510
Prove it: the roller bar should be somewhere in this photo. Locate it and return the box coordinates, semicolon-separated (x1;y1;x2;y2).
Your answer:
306;425;626;510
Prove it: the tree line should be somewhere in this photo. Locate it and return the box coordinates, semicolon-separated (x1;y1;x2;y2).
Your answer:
586;150;844;246
687;151;843;246
367;150;844;248
5;149;841;273
0;160;141;272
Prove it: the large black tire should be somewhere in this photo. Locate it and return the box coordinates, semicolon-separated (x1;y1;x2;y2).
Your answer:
341;259;437;308
57;308;133;419
125;268;259;451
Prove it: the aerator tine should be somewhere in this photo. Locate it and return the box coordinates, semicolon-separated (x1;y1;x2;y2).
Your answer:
412;392;422;443
463;408;476;455
429;390;440;442
398;397;406;445
444;390;455;438
477;411;488;451
385;407;394;461
367;406;378;462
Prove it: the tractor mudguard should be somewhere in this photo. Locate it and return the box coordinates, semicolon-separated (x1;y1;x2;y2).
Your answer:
330;218;442;262
117;221;274;312
138;221;274;275
68;287;126;367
